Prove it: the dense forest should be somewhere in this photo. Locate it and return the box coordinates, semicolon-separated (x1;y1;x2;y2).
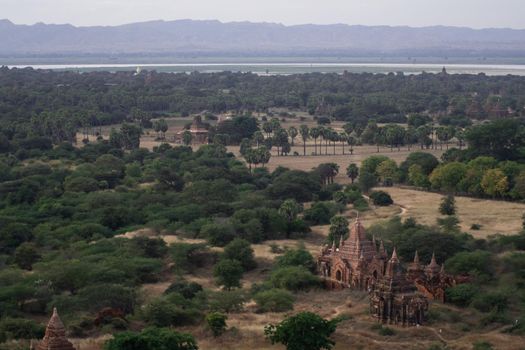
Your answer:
1;67;525;147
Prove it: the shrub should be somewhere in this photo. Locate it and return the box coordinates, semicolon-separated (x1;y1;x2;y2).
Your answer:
0;318;45;340
472;341;493;350
254;288;295;313
207;290;246;313
369;191;393;206
378;326;395;336
164;281;203;299
353;198;369;211
269;266;320;292
303;202;338;225
264;312;340;350
104;327;198;350
275;247;316;272
471;292;508;313
222;238;257;271
213;259;244;290
445;284;478;307
206;312;228;337
143;298;202;327
445;251;493;279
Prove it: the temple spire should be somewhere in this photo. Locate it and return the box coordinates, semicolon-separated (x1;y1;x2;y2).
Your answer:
391;247;399;261
37;308;76;350
379;240;387;258
413;250;420;264
429;252;438;266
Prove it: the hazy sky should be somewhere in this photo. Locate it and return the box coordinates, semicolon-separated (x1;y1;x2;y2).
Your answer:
3;0;525;29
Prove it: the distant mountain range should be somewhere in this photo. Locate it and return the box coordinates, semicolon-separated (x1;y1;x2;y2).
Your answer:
2;19;525;58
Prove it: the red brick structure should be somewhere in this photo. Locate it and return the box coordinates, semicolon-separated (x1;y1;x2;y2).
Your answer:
369;249;428;326
175;116;209;145
317;218;456;326
37;308;76;350
318;218;388;291
407;252;456;303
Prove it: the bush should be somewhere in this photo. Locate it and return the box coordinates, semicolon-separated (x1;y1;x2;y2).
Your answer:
369;191;393;206
303;201;338;225
222;238;257;271
253;288;295;313
206;312;228;337
275;247;316;272
143;298;202;327
445;251;493;279
269;266;320;292
472;341;494;350
471;292;508;313
378;326;396;336
353;198;369;211
104;327;198;350
213;259;244;290
207;290;246;313
445;284;478;307
0;318;45;340
164;281;203;299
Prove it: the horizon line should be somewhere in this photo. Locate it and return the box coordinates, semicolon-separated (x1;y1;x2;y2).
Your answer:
2;18;525;31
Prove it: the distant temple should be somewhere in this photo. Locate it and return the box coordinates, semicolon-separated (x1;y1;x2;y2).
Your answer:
317;218;456;326
175;116;209;145
369;249;428;326
36;308;76;350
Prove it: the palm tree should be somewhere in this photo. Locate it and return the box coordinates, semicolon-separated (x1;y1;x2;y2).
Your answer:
299;125;309;156
340;132;347;155
310;127;320;155
347;135;356;155
252;131;264;148
346;163;359;183
288;126;298;146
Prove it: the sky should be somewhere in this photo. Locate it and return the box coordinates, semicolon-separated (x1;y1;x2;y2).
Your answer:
2;0;524;29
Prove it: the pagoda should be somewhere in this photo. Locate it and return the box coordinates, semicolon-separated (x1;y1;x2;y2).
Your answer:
37;308;76;350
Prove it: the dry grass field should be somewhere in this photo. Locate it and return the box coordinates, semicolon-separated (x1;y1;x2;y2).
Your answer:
378;187;525;238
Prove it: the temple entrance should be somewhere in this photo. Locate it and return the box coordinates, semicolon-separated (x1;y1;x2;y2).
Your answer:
336;270;342;281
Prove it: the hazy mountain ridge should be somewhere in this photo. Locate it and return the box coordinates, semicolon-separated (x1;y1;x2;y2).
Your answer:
2;19;525;56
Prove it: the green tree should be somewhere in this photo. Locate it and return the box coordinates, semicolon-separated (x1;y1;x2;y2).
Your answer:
358;171;377;193
408;164;430;188
264;312;341;350
328;216;349;246
222;238;257;271
439;194;456;216
279;199;303;223
104;327;198;350
481;169;508;198
429;162;468;193
288;126;298;146
346;164;359;183
213;259;243;290
120;123;143;150
206;312;227;337
310;127;321;155
14;243;40;270
376;159;398;186
276;246;316;272
254;288;295;313
299;125;309;156
182;131;193;146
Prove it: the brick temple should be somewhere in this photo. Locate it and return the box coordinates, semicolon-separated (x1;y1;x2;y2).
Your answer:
36;308;76;350
317;218;456;326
